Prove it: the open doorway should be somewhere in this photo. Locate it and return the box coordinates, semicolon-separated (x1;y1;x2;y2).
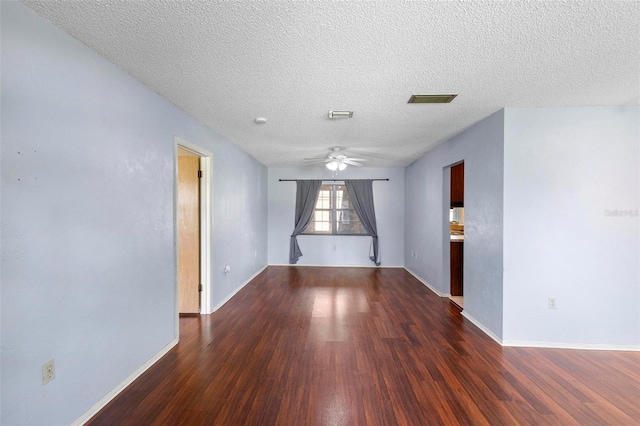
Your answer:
177;147;201;313
175;137;212;330
448;161;464;309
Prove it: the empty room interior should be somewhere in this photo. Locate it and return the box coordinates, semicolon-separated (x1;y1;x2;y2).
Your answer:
1;1;639;425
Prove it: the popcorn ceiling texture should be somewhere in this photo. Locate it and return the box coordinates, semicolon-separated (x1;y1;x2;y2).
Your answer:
23;0;640;167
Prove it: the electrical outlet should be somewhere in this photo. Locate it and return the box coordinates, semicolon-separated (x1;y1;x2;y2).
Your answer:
42;359;55;385
548;297;557;309
254;251;257;258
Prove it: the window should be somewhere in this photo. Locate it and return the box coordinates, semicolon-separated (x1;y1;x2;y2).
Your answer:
303;184;368;235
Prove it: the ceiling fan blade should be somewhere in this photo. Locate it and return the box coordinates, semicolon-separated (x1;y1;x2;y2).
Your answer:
304;158;333;163
303;148;372;168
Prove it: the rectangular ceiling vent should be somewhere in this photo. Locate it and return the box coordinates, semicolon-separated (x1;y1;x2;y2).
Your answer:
328;110;353;119
408;94;458;104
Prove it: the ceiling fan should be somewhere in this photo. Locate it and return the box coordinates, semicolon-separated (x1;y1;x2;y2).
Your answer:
303;147;369;171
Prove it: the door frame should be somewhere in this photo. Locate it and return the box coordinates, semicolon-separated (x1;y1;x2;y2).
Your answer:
442;165;452;297
174;136;213;331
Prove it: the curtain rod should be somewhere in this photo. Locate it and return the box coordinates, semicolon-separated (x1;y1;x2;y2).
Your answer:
279;179;389;182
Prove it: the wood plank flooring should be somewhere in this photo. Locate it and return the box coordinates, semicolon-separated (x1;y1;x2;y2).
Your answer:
88;267;640;425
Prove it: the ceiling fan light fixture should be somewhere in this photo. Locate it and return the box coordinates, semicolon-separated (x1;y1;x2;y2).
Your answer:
310;147;365;170
326;160;339;171
408;94;458;104
328;110;353;119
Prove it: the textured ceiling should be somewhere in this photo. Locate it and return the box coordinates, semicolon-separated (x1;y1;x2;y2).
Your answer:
23;1;640;167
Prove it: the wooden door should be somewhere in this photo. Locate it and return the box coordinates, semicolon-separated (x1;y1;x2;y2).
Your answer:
178;155;200;313
450;162;464;207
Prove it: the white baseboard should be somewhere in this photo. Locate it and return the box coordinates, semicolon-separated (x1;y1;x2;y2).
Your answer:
73;338;179;425
404;268;444;297
460;313;640;351
404;269;504;346
502;340;640;351
268;263;403;268
212;265;268;312
461;311;503;345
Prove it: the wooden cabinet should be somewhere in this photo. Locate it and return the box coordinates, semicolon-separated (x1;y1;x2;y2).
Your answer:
451;162;464;207
450;241;463;296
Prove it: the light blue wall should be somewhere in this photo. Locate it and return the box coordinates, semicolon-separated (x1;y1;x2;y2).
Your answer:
210;141;268;309
268;167;405;267
405;110;504;339
503;106;639;346
406;105;639;347
0;2;266;425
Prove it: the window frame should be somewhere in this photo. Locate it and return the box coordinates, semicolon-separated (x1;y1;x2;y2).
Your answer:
302;183;368;236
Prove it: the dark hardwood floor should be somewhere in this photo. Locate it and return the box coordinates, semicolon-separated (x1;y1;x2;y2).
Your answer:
88;267;640;425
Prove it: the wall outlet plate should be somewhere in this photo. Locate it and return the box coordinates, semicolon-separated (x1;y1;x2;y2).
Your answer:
42;359;55;385
548;297;557;309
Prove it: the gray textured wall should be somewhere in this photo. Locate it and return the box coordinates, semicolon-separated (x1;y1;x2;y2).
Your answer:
405;110;504;339
1;3;267;424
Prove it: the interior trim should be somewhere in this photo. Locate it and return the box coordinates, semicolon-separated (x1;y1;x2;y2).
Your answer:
72;339;179;425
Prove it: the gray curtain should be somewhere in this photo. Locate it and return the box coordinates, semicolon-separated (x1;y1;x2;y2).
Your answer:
345;180;380;266
289;180;322;264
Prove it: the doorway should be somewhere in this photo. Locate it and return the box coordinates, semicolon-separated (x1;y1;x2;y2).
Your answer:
177;147;201;313
175;138;212;328
448;161;464;309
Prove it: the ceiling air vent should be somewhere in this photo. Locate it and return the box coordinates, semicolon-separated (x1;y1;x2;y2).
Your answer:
328;110;353;119
408;94;458;104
